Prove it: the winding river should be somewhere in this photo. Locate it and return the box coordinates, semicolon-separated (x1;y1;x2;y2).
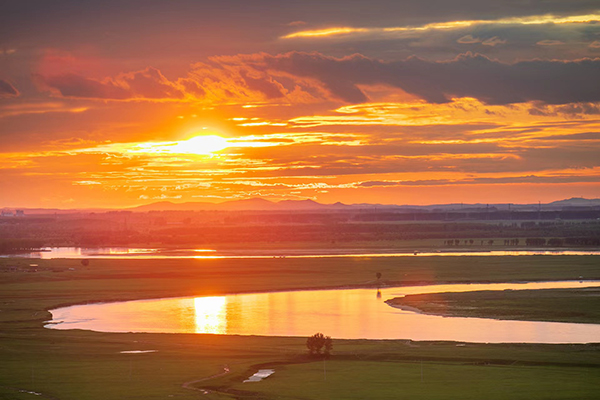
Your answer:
46;280;600;344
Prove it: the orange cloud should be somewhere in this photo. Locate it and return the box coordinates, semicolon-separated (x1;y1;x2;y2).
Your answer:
36;58;324;105
36;67;184;100
40;50;600;107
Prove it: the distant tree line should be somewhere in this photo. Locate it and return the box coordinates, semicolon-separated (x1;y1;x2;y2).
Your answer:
1;210;599;247
0;239;44;254
525;238;547;246
443;237;600;247
564;237;600;246
524;237;600;246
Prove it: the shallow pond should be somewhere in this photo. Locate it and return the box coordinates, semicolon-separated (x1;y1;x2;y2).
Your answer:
47;280;600;344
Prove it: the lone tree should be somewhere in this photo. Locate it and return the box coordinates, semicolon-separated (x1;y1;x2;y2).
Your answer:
306;333;333;357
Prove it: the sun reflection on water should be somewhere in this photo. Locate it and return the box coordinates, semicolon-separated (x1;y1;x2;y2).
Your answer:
194;296;227;334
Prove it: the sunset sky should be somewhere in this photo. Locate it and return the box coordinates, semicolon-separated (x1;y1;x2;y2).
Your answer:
1;0;600;208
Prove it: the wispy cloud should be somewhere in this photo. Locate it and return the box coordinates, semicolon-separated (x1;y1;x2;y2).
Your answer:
536;40;565;46
282;13;600;39
356;173;600;187
0;102;88;118
589;41;600;48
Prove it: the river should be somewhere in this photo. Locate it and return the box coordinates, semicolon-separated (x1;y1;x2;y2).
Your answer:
6;246;600;259
46;280;600;344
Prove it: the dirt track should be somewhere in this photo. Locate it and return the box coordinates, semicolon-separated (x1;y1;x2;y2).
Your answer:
182;366;231;395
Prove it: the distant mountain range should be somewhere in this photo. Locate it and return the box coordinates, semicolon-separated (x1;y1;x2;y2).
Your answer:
547;198;600;207
129;198;345;212
128;197;600;212
4;197;600;214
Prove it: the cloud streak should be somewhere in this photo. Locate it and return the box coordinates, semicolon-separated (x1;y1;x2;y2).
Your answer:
282;13;600;39
0;80;19;97
358;174;600;187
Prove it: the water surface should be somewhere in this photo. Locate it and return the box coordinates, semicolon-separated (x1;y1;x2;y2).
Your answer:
47;281;600;344
7;246;600;259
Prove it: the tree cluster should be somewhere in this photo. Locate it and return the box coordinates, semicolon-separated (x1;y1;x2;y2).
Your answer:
306;332;333;357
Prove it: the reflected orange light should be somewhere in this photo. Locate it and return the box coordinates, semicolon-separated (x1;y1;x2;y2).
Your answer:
194;296;227;334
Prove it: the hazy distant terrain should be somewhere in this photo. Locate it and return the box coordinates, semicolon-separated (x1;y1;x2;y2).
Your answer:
5;197;600;214
1;198;599;253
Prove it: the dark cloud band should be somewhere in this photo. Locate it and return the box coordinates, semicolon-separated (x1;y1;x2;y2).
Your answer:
258;52;600;105
0;80;19;97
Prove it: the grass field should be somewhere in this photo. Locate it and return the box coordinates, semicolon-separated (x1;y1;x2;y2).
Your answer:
221;359;600;400
387;287;600;324
1;255;599;399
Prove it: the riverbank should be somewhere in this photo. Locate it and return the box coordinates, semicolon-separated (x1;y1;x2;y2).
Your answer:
1;255;599;330
0;255;597;320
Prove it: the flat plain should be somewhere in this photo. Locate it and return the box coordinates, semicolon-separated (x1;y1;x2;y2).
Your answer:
1;255;599;399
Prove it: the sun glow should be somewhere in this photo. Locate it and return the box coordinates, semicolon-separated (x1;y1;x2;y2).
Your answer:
76;131;291;158
128;135;230;155
173;135;230;154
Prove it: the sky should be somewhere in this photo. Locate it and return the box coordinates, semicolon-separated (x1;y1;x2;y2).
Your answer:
1;0;600;208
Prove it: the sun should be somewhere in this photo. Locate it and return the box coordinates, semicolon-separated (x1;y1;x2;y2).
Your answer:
97;130;282;157
123;134;231;155
170;135;230;155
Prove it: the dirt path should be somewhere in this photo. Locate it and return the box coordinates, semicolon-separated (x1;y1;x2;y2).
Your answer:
182;366;231;395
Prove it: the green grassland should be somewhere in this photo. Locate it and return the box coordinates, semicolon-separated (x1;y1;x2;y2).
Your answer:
1;255;600;399
221;358;600;400
386;287;600;324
